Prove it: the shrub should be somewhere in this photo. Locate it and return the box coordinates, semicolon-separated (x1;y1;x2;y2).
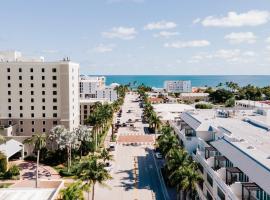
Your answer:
1;165;20;180
0;153;7;173
8;165;20;176
195;103;213;109
59;169;74;177
225;97;235;107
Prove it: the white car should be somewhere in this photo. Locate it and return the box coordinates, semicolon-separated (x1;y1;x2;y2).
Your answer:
155;152;163;159
105;162;113;172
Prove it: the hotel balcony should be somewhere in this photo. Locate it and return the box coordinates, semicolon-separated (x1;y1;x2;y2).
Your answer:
170;121;198;154
194;148;240;200
195;145;263;200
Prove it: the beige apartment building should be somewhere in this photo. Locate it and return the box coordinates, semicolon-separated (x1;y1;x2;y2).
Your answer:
0;52;80;137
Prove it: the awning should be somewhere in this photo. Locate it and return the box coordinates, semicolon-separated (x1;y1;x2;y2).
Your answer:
0;139;23;158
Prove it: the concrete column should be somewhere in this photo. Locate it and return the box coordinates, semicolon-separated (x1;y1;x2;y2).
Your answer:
21;145;24;160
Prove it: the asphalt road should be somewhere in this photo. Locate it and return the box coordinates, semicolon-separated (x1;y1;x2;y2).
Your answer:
94;92;169;200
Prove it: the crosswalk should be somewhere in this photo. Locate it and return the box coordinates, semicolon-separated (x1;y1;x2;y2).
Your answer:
117;142;154;146
119;133;146;136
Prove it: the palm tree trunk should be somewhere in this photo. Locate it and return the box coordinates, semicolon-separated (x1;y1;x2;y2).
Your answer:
92;184;95;200
36;150;40;188
67;146;71;172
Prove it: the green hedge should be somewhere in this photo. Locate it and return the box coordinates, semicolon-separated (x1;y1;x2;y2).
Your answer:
195;103;213;109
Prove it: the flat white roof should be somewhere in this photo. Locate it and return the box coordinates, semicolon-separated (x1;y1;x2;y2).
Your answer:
153;104;194;113
180;93;209;97
0;188;55;200
80;99;110;104
153;104;194;121
182;109;270;168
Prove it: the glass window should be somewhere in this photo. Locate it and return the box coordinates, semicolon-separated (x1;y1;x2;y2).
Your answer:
7;68;10;72
217;187;225;200
207;173;213;187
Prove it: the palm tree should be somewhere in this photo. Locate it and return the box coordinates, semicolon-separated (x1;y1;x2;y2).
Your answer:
178;163;203;200
148;113;161;145
60;180;85;200
23;133;47;188
165;147;189;174
99;148;113;163
157;132;179;155
76;155;112;200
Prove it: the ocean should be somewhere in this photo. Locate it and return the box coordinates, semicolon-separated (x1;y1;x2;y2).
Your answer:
104;75;270;88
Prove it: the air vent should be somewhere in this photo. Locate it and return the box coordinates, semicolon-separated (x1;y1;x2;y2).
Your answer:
247;146;254;149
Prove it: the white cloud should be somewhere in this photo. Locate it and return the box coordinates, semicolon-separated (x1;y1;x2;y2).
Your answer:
190;49;256;63
193;18;201;24
153;31;179;38
266;37;270;43
93;44;115;53
242;51;256;57
164;40;210;48
224;32;257;44
144;20;177;30
102;27;137;40
201;10;270;27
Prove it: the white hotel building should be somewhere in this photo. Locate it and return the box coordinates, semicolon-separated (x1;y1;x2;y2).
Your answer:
164;80;192;93
170;108;270;200
0;51;80;137
79;75;118;102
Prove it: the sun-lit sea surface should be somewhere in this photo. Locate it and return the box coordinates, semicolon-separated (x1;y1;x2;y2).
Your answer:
99;75;270;88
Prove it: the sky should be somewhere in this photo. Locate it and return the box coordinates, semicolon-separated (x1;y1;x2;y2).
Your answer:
1;0;270;75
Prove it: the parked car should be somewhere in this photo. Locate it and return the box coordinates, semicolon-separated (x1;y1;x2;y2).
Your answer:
155;152;163;159
105;162;113;172
109;144;116;151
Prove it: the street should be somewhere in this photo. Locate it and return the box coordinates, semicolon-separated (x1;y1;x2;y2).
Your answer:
94;92;169;200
